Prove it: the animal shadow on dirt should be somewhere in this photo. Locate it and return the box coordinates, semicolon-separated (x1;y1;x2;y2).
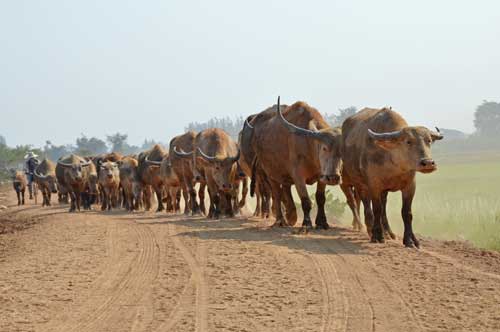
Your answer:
172;217;367;256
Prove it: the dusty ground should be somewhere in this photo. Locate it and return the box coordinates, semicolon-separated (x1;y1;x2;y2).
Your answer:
1;188;500;332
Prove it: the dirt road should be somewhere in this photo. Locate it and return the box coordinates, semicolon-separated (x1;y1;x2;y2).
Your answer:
1;189;500;332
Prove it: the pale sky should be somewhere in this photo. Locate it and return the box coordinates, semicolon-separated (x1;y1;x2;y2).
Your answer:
1;0;499;147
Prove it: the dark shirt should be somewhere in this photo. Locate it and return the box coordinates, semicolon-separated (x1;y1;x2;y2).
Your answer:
26;158;40;174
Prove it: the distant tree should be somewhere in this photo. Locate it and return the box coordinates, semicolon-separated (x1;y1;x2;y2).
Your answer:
185;116;245;140
106;133;129;153
75;134;107;156
324;106;357;127
0;135;6;147
474;100;500;136
43;140;73;161
141;139;161;151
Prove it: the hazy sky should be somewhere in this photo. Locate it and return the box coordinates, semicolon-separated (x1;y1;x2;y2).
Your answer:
1;1;499;147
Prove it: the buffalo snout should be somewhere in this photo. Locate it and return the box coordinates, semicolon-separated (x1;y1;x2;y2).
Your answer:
417;158;437;173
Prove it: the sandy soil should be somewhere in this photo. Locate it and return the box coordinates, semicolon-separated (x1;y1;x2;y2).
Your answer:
1;188;499;332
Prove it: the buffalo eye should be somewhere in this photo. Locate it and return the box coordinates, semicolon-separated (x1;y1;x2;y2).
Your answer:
406;140;412;146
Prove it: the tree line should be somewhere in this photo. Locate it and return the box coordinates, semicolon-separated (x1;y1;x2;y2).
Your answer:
2;100;499;179
0;133;161;179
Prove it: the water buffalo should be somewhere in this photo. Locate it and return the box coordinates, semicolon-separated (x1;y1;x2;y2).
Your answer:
137;144;167;212
239;113;277;218
193;128;240;218
159;155;183;213
33;159;58;206
170;131;209;215
12;170;26;205
98;161;120;211
119;156;142;211
55;154;93;212
252;97;343;230
341;107;443;247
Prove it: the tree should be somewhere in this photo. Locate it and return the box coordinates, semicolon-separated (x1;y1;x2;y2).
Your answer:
0;135;6;147
106;133;129;153
324;106;358;127
75;134;107;156
473;100;500;137
185;116;244;140
43;141;73;161
141;139;160;151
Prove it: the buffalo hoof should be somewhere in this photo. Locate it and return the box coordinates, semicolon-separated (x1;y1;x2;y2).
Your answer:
404;234;421;249
298;225;313;234
385;230;396;240
271;219;288;228
315;222;330;230
370;228;385;243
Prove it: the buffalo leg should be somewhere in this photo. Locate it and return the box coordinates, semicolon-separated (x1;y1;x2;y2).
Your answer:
293;176;312;231
370;194;385;243
154;186;164;212
239;178;248;209
402;180;419;248
381;191;396;239
181;183;190;215
198;183;206;215
315;181;329;230
69;192;76;212
254;187;261;217
341;184;362;231
269;181;286;227
16;190;21;206
76;192;82;211
281;185;297;226
225;192;234;217
361;192;373;237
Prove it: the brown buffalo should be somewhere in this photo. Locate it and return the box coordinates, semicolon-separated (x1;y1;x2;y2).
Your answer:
137;144;167;212
92;152;124;206
341;107;443;247
98;161;120;211
33;159;58;206
239;113;275;218
119;156;142;211
12;170;26;205
252;97;343;230
55;154;93;212
159;155;183;213
193;128;240;218
170;131;207;215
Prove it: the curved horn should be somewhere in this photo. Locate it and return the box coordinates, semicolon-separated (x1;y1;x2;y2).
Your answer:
197;147;218;163
431;127;444;141
244;118;254;130
33;169;47;180
367;128;403;141
276;96;330;143
144;154;162;167
80;160;91;167
57;160;74;168
173;146;194;159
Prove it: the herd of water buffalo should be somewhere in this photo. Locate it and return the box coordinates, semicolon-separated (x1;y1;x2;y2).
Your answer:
12;97;444;248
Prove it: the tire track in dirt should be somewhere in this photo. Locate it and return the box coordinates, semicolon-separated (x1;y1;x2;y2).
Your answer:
289;234;350;332
42;219;160;332
330;236;422;332
166;223;209;332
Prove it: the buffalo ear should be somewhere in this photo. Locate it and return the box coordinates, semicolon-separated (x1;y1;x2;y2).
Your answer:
372;139;400;150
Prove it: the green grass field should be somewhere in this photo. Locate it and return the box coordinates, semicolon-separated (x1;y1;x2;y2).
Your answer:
327;150;500;251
